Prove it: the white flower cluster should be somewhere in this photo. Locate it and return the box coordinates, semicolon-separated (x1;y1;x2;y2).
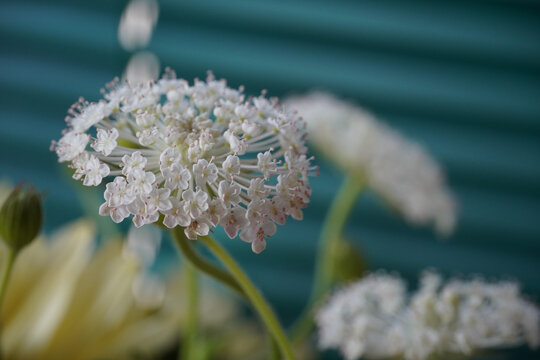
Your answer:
316;271;540;360
52;70;315;253
287;93;456;235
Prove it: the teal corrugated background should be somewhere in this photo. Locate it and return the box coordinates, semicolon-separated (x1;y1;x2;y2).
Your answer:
1;0;539;358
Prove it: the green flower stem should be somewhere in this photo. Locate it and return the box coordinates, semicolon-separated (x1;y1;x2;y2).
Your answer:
181;262;199;360
291;175;364;342
172;228;290;359
313;175;365;300
269;337;281;360
171;227;243;295
0;247;16;316
199;235;296;360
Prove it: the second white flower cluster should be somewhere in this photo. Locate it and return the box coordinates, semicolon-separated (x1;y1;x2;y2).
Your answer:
317;271;540;360
287;93;455;235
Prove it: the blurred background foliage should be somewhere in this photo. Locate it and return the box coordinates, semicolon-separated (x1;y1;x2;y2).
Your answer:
0;0;539;358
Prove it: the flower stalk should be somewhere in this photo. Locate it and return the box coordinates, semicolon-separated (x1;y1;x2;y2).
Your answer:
172;227;295;359
0;247;16;316
198;234;296;360
181;262;199;360
171;227;243;295
313;175;365;300
291;175;364;342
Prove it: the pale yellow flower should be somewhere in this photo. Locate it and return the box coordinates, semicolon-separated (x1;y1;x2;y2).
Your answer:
0;220;181;360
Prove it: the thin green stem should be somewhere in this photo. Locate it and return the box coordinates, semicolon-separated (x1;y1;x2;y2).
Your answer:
291;175;364;342
269;337;281;360
0;247;16;315
181;263;199;360
313;176;365;299
171;227;244;295
199;235;296;360
171;228;287;359
0;246;17;359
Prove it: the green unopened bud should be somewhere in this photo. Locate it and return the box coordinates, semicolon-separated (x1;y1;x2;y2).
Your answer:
0;184;43;251
330;238;367;283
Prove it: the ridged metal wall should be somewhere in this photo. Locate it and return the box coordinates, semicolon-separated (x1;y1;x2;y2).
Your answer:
1;1;539;358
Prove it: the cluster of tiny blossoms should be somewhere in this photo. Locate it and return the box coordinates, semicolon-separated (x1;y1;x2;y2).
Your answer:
52;70;315;253
316;271;540;360
287;93;456;235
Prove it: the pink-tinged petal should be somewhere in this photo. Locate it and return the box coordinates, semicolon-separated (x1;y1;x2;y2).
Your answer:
184;226;197;240
225;224;240;239
110;207;128;223
163;215;176;229
239;227;255;243
133;215;144;228
251;238;266;254
159;199;173;211
261;221;277;237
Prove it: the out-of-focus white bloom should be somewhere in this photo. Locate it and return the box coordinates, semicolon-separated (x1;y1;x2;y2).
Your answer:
119;0;160;85
123;224;161;267
123;51;161;84
316;272;407;360
118;0;159;51
287;93;456;235
52;71;315;253
316;271;540;360
0;220;181;360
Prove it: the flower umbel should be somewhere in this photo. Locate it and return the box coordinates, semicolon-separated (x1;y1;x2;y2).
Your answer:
316;271;540;360
287;93;456;235
52;70;315;253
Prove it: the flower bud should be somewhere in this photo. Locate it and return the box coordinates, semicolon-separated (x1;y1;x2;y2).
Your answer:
330;238;366;283
0;184;43;251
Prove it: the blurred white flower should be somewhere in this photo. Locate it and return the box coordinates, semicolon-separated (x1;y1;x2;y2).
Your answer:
0;220;181;360
118;0;159;51
124;223;161;267
123;51;160;84
316;271;540;360
287;92;456;235
52;71;315;253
